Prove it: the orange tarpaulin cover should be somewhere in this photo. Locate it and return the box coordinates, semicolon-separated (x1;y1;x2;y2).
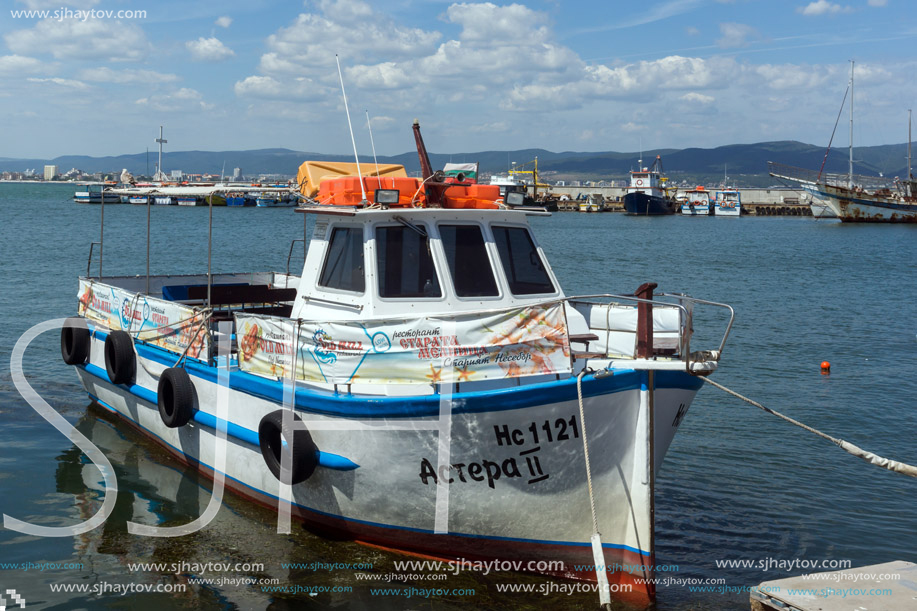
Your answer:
296;161;408;197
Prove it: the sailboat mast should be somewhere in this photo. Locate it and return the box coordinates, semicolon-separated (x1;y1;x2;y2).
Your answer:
848;61;854;187
908;109;912;181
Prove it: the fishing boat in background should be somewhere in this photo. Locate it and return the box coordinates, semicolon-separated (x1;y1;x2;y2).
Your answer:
128;195;149;205
681;186;711;216
226;193;256;207
623;156;677;215
59;121;733;607
74;184;118;204
768;62;917;223
714;188;741;216
578;193;605;212
176;196;199;206
153;195;174;205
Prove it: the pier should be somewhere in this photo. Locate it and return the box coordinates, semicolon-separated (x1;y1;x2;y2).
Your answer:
751;560;916;611
545;186;815;215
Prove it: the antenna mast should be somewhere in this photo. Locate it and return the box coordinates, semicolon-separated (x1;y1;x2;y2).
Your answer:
365;109;383;188
335;54;367;204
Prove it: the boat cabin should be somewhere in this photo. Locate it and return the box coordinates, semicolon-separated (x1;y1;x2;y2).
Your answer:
629;155;667;197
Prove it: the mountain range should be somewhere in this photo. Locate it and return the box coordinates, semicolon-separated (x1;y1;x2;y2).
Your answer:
2;141;912;187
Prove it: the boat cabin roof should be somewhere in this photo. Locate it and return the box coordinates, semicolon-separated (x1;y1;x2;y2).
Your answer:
290;207;564;321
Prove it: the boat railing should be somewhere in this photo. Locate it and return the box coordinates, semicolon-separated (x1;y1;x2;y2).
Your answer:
86;242;101;278
286;239;306;277
566;291;734;372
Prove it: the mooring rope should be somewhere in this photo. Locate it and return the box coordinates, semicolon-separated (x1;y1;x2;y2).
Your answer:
576;369;613;610
702;377;917;478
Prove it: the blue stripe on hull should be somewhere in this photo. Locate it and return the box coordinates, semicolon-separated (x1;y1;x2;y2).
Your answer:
87;328;703;419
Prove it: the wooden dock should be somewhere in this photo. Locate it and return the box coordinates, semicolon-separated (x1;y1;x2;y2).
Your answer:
750;560;916;611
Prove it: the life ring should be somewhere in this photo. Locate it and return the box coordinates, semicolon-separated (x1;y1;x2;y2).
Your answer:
104;330;136;385
61;317;90;365
635;179;644;186
258;410;318;485
158;367;195;428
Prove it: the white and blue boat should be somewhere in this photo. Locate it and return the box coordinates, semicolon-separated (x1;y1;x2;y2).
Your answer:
59;123;732;606
681;186;711;216
714;188;741;216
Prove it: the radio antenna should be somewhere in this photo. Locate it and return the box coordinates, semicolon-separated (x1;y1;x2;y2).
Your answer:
365;109;384;189
335;54;367;204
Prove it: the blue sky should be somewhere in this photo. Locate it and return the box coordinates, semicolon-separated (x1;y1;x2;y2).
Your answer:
1;0;914;159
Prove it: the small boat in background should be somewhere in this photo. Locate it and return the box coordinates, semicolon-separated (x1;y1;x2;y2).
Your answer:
714;188;741;216
623;156;677;215
153;196;174;205
129;195;149;205
578;193;605;212
226;193;255;207
74;184;118;204
681;186;711;216
176;196;200;206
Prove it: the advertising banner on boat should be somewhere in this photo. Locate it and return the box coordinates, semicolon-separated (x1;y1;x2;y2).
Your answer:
235;303;571;385
77;279;209;359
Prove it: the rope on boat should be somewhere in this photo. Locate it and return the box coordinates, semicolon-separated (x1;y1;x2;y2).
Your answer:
576;369;613;609
702;377;917;478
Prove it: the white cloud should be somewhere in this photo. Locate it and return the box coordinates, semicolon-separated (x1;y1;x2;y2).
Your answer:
257;0;441;75
233;75;330;101
135;88;213;112
0;54;48;75
445;2;547;45
685;26;701;36
27;77;90;90
215;16;233;28
681;92;715;104
717;23;761;49
797;1;853;16
78;67;179;83
5;19;149;61
186;37;235;62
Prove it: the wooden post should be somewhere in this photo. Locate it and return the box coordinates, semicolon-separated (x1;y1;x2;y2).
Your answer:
635;282;657;358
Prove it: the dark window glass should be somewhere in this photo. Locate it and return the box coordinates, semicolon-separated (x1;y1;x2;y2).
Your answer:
492;226;555;295
439;225;499;297
318;227;365;292
376;226;441;298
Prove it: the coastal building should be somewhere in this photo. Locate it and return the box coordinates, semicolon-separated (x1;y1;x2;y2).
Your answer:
232;167;242;180
43;165;58;180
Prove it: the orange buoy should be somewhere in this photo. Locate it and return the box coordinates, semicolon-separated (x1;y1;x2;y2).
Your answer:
820;361;831;374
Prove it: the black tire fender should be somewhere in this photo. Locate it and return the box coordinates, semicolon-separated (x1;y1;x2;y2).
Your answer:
157;367;195;428
258;410;318;485
104;330;136;385
61;317;90;365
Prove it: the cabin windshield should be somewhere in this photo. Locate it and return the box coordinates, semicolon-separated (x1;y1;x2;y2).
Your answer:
375;225;442;298
319;226;365;293
491;226;555;295
438;224;499;297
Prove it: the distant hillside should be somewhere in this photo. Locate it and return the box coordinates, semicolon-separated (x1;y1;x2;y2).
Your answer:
2;141;911;186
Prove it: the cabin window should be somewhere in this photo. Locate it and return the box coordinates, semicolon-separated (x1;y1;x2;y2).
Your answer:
438;224;499;297
318;227;365;293
492;226;555;295
375;226;442;298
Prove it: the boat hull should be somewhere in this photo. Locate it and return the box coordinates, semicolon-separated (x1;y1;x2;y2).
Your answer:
810;184;917;223
623;193;675;215
680;203;710;216
72;328;703;605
